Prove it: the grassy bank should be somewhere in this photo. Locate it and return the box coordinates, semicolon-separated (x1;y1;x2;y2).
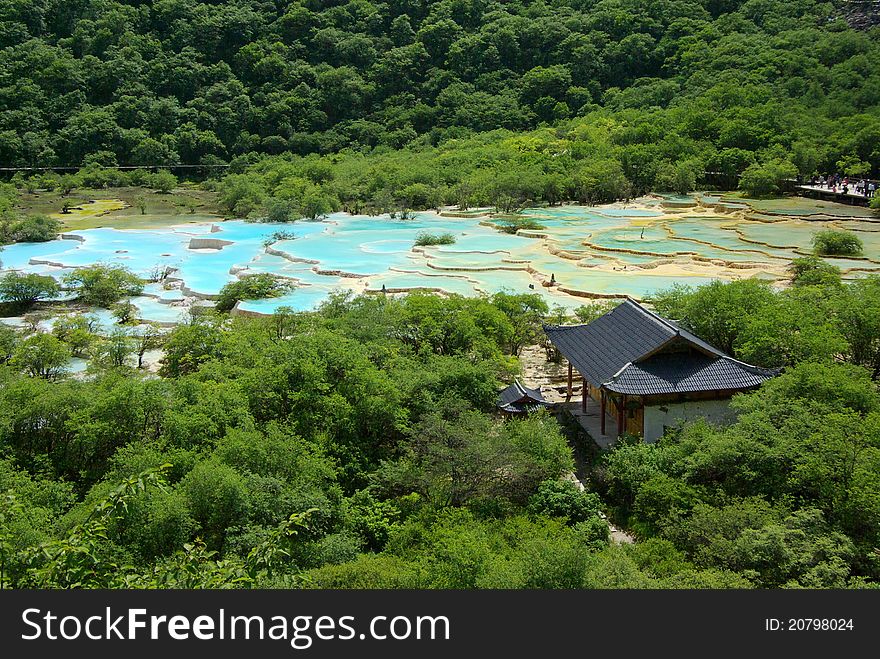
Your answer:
16;186;224;231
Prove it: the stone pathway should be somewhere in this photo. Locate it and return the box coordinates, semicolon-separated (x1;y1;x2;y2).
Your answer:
609;526;635;545
563;472;635;545
524;346;636;545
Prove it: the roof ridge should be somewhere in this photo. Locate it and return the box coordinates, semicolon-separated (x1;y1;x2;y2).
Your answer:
602;360;634;386
718;354;782;375
542;322;592;330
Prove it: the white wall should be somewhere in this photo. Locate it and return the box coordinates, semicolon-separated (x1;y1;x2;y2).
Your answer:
643;398;736;443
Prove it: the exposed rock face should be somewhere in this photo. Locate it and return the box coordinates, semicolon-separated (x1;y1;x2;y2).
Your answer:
839;0;880;30
188;237;233;249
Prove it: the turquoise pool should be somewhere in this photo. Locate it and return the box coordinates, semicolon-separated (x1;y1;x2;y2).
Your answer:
2;198;878;320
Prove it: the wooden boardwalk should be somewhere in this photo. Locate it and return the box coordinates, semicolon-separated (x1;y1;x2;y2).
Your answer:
796;184;873;206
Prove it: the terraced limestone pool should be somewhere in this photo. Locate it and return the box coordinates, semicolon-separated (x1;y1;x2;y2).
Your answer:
2;193;879;323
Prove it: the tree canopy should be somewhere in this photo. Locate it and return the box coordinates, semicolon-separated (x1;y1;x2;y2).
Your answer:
0;1;876;200
0;266;878;589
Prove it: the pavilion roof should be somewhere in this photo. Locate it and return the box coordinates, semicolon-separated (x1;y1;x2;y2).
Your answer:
497;380;549;412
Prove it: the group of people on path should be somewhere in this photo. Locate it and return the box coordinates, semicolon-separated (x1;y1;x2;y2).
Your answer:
809;174;876;198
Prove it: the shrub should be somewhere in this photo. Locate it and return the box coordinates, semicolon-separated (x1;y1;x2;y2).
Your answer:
262;230;296;247
64;264;144;307
11;333;71;379
811;230;863;257
787;256;842;287
528;479;604;525
302;555;421;589
6;215;61;243
495;218;546;234
414;231;456;246
0;271;60;307
215;273;293;312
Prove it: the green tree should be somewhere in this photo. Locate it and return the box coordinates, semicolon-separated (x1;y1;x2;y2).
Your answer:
90;329;135;369
51;314;97;357
491;292;549;355
11;333;70;379
150;170;178;194
299;187;336;220
181;461;250;552
571;159;630;205
112;299;138;325
64;265;144;307
739;160;797;197
0;324;17;364
0;272;59;308
159;317;224;377
833;276;880;377
377;403;570;507
7;215;61;243
738;287;847;367
215;274;293;313
812;230;863;257
656;159;701;195
132;323;164;369
528;479;604;525
788;256;842;288
650;280;776;356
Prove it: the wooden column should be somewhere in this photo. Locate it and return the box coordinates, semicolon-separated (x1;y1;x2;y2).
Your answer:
581;378;587;413
566;362;573;401
639;397;645;437
600;389;606;435
617;394;626;437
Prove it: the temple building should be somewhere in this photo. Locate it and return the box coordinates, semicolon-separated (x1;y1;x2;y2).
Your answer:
543;299;777;442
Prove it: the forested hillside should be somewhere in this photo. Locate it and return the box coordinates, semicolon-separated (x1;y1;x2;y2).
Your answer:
2;0;879;194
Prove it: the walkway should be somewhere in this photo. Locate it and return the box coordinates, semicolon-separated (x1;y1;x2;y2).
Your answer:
796;184;873;206
564;472;635;544
562;399;619;449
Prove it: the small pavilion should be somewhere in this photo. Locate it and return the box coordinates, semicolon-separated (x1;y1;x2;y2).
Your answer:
497;380;551;415
543;299;777;442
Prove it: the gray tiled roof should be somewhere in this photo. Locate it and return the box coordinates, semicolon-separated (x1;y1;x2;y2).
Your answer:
498;380;547;408
543;299;775;394
604;352;778;395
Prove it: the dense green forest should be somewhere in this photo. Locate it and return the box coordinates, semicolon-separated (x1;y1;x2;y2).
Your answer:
0;262;879;588
2;1;880;198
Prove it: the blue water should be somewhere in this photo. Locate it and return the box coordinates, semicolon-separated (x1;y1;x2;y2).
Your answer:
3;204;875;321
